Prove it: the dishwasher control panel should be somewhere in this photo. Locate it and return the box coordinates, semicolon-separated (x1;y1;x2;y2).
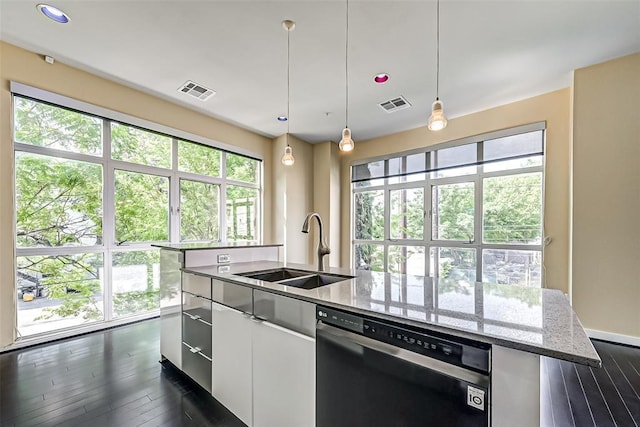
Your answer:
317;306;490;374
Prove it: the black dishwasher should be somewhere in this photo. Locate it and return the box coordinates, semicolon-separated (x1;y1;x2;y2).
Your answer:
316;306;491;427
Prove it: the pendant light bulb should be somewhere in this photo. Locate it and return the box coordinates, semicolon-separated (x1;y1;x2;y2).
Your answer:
339;127;354;152
428;0;448;132
281;144;295;166
427;99;447;131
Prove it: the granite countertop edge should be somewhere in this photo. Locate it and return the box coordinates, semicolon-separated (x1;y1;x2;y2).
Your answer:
153;242;283;251
182;262;602;368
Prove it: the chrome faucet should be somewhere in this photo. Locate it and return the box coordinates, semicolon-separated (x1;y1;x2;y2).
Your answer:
301;212;330;271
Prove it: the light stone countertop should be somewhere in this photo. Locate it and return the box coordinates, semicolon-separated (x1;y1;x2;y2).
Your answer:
184;261;601;368
153;242;283;251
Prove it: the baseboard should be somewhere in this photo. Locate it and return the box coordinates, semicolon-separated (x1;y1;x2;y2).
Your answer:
586;328;640;347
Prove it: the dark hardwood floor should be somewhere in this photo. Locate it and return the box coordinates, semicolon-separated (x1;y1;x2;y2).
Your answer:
0;318;244;427
541;340;640;427
1;318;638;426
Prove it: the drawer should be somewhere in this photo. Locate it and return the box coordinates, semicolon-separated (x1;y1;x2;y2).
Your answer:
182;273;211;299
211;278;252;313
182;292;212;324
182;313;212;357
182;342;212;393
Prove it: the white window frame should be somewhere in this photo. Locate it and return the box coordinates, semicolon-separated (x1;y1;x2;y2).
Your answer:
352;123;545;285
11;83;263;338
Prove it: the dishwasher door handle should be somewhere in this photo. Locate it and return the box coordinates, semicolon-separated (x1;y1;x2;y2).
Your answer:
317;322;489;388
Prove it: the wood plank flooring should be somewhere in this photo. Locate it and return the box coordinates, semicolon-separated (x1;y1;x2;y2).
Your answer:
0;318;244;427
541;340;640;427
1;318;638;426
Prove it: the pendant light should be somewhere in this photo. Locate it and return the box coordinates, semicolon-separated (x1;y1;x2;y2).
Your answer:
428;0;448;131
281;20;296;166
338;0;355;152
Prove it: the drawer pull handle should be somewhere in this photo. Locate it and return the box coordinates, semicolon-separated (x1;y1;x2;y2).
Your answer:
197;318;212;326
190;346;201;353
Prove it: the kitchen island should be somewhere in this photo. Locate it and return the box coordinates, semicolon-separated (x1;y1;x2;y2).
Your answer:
160;252;600;427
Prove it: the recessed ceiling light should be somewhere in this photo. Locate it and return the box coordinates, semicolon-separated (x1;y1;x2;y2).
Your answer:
277;116;288;122
37;4;70;23
373;73;390;84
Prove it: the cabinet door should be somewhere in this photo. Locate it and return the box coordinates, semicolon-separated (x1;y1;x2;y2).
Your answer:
212;302;253;426
252;320;315;427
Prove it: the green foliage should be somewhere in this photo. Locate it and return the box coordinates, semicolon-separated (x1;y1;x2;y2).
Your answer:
14;98;258;330
16;153;103;247
483;174;542;244
355;166;542;281
113;291;160;317
355;244;384;271
114;171;169;243
226;153;258;183
390;189;424;239
14;97;102;155
433;183;475;241
111;123;171;168
226;186;257;241
178;140;221;176
180;180;219;241
354;191;384;240
18;254;103;322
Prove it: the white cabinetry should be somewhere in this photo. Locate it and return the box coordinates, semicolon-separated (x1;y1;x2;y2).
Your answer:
160;249;182;368
211;286;316;427
252;319;315;427
212;302;253;426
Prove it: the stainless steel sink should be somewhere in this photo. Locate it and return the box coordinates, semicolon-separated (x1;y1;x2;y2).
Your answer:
240;268;310;282
278;273;353;290
237;268;354;290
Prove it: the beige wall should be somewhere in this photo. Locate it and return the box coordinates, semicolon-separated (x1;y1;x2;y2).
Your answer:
0;42;274;347
313;142;341;267
339;89;572;293
271;134;314;264
571;52;640;338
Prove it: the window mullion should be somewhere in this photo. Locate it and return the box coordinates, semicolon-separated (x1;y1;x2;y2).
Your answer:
170;138;180;243
103;120;114;322
474;144;483;281
383;160;391;272
104;121;115;248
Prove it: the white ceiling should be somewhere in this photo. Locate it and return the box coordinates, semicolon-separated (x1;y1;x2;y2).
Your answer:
1;1;639;144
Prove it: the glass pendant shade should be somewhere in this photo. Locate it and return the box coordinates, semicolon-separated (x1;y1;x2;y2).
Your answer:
339;127;354;152
427;99;448;131
281;144;295;166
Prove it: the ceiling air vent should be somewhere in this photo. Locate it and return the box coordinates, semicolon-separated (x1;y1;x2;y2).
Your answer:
379;96;411;113
178;80;216;101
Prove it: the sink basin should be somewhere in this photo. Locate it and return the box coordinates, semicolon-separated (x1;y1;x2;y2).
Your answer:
278;273;354;290
237;268;354;290
240;268;310;282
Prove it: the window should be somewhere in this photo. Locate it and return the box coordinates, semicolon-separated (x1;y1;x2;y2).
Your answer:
352;124;544;287
13;92;262;338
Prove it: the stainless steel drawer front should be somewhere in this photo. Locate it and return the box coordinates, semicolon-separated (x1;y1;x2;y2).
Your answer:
182;342;212;393
211;279;252;312
182;273;212;299
253;289;316;337
182;292;213;324
182;313;212;357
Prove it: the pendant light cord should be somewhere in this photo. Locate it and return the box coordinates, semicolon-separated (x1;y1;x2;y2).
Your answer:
287;25;291;140
345;0;349;128
436;0;440;101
